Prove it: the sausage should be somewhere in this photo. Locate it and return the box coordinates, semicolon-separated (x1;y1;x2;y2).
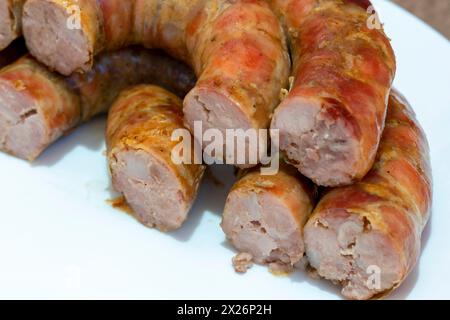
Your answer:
183;0;290;167
221;162;316;273
0;56;79;160
0;47;196;160
303;90;432;300
270;0;396;186
22;0;290;166
0;0;25;51
66;47;196;121
106;85;205;232
0;38;26;68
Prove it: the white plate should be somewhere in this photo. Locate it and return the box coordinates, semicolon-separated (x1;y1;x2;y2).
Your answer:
0;0;449;299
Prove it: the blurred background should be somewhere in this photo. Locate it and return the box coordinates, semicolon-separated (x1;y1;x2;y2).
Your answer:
392;0;450;40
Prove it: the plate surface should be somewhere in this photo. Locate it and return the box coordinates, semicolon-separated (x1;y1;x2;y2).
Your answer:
0;0;449;299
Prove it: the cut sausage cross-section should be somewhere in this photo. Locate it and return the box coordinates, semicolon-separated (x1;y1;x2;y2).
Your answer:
107;85;205;232
0;0;25;51
222;162;316;273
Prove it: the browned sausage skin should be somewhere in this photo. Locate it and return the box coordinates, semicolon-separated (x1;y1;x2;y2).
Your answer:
0;0;25;51
270;0;396;187
303;90;432;299
66;47;196;121
0;47;195;160
221;162;316;273
107;85;205;232
22;0;290;166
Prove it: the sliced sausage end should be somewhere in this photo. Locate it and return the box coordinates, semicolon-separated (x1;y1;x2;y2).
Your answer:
184;87;260;169
304;210;404;300
0;79;48;160
272;96;359;187
110;148;191;232
23;0;92;76
222;188;304;273
0;0;15;51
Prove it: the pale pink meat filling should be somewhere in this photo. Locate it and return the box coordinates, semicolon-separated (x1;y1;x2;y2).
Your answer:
304;210;404;300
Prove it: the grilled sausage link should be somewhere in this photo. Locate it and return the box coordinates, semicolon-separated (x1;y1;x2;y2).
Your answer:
22;0;290;166
107;85;205;232
0;47;195;160
222;162;316;273
303;90;432;300
270;0;396;186
0;0;25;51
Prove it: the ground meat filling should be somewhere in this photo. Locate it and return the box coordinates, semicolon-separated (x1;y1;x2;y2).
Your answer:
110;149;189;232
272;97;359;187
0;80;47;160
222;190;304;274
304;211;403;300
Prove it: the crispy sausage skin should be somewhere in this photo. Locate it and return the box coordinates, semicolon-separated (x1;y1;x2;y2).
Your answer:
221;162;316;273
107;85;205;232
22;0;290;166
0;0;25;51
270;0;396;186
0;47;195;160
303;90;432;300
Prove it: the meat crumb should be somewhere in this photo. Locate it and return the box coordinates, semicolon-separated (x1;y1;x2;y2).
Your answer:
14;80;26;91
279;88;289;101
254;179;275;189
232;252;253;273
107;196;134;216
288;76;295;91
269;262;293;276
